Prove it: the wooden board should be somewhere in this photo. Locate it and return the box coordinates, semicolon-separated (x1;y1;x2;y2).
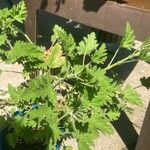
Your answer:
110;0;150;10
24;0;150;42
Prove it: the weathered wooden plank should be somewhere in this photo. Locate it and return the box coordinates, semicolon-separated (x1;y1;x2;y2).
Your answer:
24;0;42;42
25;0;150;42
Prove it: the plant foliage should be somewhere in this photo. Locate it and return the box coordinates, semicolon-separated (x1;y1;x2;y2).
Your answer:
0;2;149;150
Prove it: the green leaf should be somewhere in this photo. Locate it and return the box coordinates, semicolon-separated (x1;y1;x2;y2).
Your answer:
91;43;107;64
0;34;7;46
28;105;61;148
88;112;113;134
76;133;94;150
123;85;143;106
139;37;150;62
6;41;44;63
72;65;84;75
22;74;56;103
0;117;6;129
8;84;23;104
77;32;98;55
0;8;10;19
44;43;65;68
0;1;26;38
120;23;135;50
7;133;18;148
10;1;27;23
7;116;23;147
107;109;121;121
51;25;76;58
0;48;7;60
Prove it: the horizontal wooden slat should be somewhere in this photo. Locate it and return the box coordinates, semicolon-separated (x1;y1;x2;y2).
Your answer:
25;0;150;41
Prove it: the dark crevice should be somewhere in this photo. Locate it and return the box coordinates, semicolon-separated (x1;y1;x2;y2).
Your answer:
40;0;48;10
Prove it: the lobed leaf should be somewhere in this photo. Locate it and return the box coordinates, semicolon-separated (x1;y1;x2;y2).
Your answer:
123;85;143;106
0;33;7;46
51;25;76;58
44;43;65;68
139;37;150;62
6;41;44;63
91;43;107;64
77;32;98;55
22;74;56;103
10;1;27;23
120;23;135;50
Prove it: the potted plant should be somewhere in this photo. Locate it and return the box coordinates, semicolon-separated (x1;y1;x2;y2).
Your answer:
0;1;150;150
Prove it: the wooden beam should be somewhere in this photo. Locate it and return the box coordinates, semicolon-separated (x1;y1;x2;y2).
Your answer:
25;0;150;41
24;0;42;42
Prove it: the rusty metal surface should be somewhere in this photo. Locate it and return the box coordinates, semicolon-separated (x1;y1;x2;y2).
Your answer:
25;0;150;42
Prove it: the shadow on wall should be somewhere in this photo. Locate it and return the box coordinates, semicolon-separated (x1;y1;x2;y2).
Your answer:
140;76;150;90
112;112;138;150
45;0;128;12
40;0;66;12
83;0;106;12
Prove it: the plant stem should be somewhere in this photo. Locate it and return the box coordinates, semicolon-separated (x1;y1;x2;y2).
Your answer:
6;40;13;48
82;53;86;66
107;48;120;67
121;59;139;64
104;55;133;71
80;82;94;87
24;33;33;43
105;50;139;71
17;28;33;43
57;112;70;123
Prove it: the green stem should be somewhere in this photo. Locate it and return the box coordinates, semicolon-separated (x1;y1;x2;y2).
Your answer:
24;33;33;43
17;28;33;43
107;48;120;67
105;50;139;71
80;82;94;87
82;53;86;66
57;112;70;123
104;55;133;71
6;40;13;48
121;59;139;64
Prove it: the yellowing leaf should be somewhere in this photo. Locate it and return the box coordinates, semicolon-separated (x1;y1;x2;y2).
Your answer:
44;44;65;68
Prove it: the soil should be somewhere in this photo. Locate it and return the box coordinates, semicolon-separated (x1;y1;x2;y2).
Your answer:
110;0;150;10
